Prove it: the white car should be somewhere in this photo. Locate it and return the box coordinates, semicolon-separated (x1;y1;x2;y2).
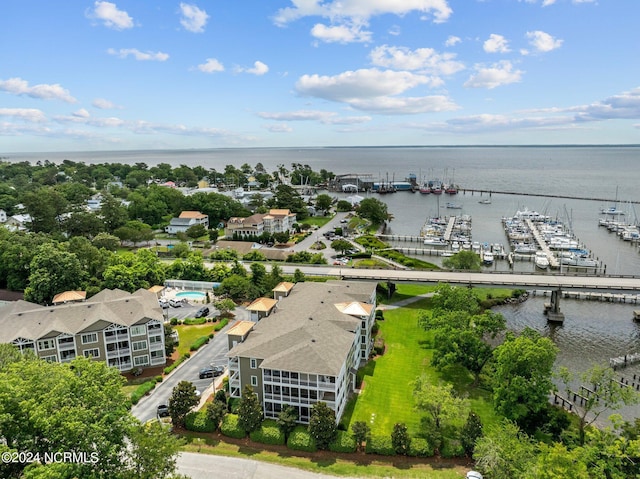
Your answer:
466;472;483;479
169;298;182;308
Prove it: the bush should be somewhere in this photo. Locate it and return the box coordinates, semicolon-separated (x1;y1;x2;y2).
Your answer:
185;411;216;433
220;414;246;439
408;437;433;457
329;430;357;453
214;318;229;331
365;435;396;456
130;380;157;405
170;318;178;326
155;375;163;383
249;420;285;445
440;439;465;458
183;317;207;325
287;426;317;452
163;353;190;375
189;336;209;351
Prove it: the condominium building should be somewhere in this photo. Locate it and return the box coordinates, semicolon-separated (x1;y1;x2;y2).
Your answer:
226;280;377;424
225;209;297;238
0;288;166;372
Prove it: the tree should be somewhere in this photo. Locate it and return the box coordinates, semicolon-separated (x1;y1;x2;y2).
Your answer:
237;385;263;433
442;250;482;271
391;423;411;455
99;193;129;233
185;224;207;240
413;376;469;453
293;268;306;283
63;211;105;238
125;420;184;479
460;412;483;457
492;328;558;431
214;298;236;316
356;197;389;225
250;262;267;290
336;200;352;212
308;402;337;450
276;404;298;442
168;381;199;428
314;194;333;214
24;243;85;305
473;420;537;479
331;239;352;254
206;400;227;432
164;323;177;357
273;231;290;244
558;364;640;445
351;421;370;452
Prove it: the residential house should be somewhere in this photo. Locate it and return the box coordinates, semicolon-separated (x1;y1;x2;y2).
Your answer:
0;288;166;372
5;213;32;231
165;210;209;235
246;297;278;322
224;209;296;238
226;280;377;424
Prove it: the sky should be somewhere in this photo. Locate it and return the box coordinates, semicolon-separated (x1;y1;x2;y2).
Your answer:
1;0;640;153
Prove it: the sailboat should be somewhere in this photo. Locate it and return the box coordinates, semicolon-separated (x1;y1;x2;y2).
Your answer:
600;186;625;216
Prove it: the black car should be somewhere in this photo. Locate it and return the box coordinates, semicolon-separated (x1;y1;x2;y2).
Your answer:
157;404;169;418
194;306;210;318
199;365;224;379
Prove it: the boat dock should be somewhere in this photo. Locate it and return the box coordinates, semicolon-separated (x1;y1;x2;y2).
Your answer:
444;216;456;242
525;219;560;268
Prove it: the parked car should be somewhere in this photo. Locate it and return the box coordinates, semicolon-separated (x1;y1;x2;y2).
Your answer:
169;298;182;308
194;306;210;318
158;299;169;309
157;404;169;418
199;365;224;379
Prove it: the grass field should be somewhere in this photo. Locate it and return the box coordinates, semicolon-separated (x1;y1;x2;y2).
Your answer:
174;323;217;356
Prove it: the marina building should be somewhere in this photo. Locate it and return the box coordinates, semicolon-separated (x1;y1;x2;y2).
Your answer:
226;280;377;424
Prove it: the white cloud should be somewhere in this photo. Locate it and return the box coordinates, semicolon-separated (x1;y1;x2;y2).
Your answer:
484;34;510;53
258;109;372;124
526;30;563;52
179;3;209;33
92;98;121;109
273;0;453;27
311;22;372;43
264;124;294;133
347;95;459;114
87;1;134;30
107;48;169;61
0;108;47;122
245;61;269;76
464;61;523;89
0;77;77;103
73;109;90;118
445;35;461;47
197;58;225;73
369;45;464;76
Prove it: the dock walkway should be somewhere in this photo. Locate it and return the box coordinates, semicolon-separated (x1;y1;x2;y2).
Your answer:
525;219;559;268
443;216;456;242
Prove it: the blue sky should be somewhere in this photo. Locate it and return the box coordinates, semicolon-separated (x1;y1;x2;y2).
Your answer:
1;0;639;152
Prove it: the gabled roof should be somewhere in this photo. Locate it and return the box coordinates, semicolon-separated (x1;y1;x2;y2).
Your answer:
334;301;373;317
247;297;278;312
52;290;86;305
0;288;163;344
227;320;255;337
272;282;295;293
179;211;207;219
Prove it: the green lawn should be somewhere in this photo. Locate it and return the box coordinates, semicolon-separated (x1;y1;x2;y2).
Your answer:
300;216;332;227
174;323;217;356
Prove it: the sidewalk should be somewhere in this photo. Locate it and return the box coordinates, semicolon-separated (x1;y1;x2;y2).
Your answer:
379;292;435;310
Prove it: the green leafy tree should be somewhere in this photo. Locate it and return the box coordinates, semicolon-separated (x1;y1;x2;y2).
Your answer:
308;401;337;450
206;400;227;432
356;197;389;225
63;211;105;238
219;275;259;302
331;239;352;254
391;422;411;455
413;376;469;454
276;404;298;442
164;324;177;357
314;194;333;214
273;231;290;244
92;232;121;251
336;200;352;212
237;385;263;433
492;328;558;431
442;250;483;271
558;365;640;445
214;298;236;316
125;420;184;479
22;187;68;234
293;268;306;283
168;381;199;428
185;223;207;240
351;421;370;452
460;412;483;457
99;193;130;233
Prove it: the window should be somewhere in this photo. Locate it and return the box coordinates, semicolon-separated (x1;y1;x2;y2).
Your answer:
149;335;162;344
150;350;163;359
132;340;147;352
134;355;149;367
250;358;257;369
81;333;98;344
251;375;258;387
83;348;99;358
37;339;56;350
130;325;146;337
42;355;57;363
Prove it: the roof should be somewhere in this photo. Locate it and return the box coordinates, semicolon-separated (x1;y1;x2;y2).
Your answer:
272;282;295;293
334;301;373;317
179;211;207;219
227;281;376;376
227;320;255;337
52;290;87;304
0;288;163;344
169;218;194;226
148;285;165;294
247;297;278;312
268;209;293;216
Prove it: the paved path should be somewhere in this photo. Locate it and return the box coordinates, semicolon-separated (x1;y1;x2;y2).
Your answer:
381;292;435;309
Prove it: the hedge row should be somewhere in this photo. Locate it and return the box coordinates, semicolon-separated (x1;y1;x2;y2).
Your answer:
328;430;356;453
287;426;317;452
185;411;216;433
365;435;396;456
163;352;190;375
189;336;209;352
220;414;246;439
249;419;285;445
183;317;207;325
130;379;157;405
214;318;229;331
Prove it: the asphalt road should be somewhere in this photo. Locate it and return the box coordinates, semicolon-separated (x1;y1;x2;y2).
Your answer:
131;301;245;423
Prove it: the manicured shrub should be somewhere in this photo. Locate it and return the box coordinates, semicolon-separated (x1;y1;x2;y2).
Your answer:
440;439;465;458
130;380;157;405
408;437;433;457
250;419;285;445
365;435;396;456
163;353;190;374
287;426;317;452
214;318;229;331
220;414;246;439
185;411;216;433
183;317;207;325
170;318;178;326
189;336;209;351
155;375;163;383
329;430;357;453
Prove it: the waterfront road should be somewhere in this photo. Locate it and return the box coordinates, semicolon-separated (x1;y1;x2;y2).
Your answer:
244;264;640;294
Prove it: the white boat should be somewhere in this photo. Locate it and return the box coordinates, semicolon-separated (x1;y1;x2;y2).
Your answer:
535;251;550;269
482;251;494;265
446;202;462;209
561;251;599;268
423;236;448;246
513;243;537;254
478;198;492;204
